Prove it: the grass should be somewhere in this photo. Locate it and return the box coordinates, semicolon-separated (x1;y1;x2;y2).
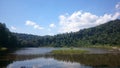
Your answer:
51;48;88;55
91;45;120;51
0;47;7;51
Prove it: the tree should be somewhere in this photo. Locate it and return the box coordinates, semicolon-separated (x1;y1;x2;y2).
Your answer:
0;23;18;49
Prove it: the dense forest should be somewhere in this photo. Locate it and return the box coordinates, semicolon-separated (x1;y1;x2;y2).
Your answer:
0;19;120;49
14;19;120;47
0;23;18;50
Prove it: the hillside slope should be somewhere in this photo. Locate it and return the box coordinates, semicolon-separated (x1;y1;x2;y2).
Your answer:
14;19;120;47
0;23;18;50
74;19;120;46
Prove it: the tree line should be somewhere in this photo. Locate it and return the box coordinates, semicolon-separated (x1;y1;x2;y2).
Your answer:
0;19;120;49
0;23;18;50
14;19;120;47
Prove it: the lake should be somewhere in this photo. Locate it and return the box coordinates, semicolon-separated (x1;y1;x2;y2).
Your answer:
0;47;120;68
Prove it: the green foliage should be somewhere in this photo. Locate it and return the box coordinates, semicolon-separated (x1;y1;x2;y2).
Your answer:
14;19;120;47
51;49;88;54
0;23;18;49
1;19;120;48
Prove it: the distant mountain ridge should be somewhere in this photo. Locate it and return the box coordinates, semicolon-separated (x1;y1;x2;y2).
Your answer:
13;19;120;47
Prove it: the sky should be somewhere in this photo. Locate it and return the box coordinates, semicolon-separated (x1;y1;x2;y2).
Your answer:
0;0;120;36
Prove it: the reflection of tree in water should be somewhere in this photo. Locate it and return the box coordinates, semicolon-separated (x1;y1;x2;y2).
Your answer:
52;54;120;67
0;54;51;68
0;54;14;68
1;53;120;68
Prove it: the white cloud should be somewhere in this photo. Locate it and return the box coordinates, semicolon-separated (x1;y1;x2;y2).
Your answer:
34;25;43;30
25;20;44;30
58;11;120;33
11;26;17;30
25;20;36;26
112;12;120;20
49;23;56;28
115;2;120;10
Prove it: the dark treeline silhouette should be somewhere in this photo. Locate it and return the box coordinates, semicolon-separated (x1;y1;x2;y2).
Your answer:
0;23;18;50
0;19;120;49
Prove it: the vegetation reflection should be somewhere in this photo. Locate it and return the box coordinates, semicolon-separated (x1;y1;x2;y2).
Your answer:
52;54;120;67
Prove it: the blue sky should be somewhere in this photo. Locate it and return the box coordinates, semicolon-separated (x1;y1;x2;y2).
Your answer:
0;0;120;36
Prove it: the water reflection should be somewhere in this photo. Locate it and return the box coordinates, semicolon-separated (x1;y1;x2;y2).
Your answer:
52;54;120;67
5;54;120;68
1;47;120;68
7;57;85;68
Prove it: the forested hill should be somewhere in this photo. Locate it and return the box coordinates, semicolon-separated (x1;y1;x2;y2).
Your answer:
14;19;120;47
0;23;18;50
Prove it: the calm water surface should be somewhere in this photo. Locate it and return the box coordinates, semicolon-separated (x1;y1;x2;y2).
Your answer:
0;47;120;68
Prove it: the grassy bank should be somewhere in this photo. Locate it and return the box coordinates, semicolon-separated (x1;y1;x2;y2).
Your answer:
51;49;88;55
0;47;7;51
89;45;120;51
